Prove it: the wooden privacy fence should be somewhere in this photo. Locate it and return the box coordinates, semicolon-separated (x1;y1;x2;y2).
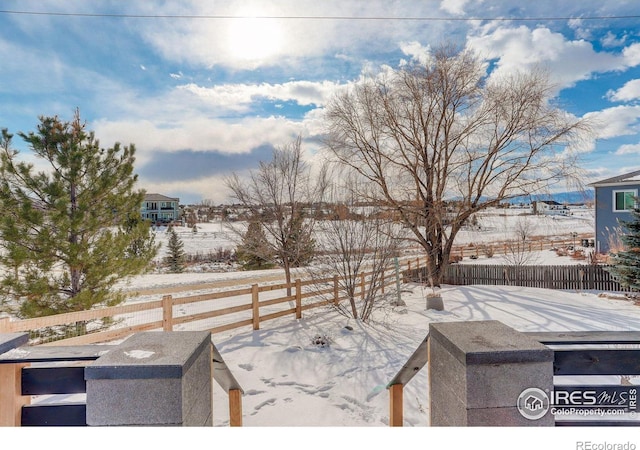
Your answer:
404;263;634;292
450;235;592;260
0;264;403;346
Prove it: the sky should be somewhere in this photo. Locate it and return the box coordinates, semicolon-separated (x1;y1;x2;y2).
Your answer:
1;1;640;205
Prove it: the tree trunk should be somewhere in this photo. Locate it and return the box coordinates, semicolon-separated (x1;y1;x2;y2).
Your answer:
284;259;292;297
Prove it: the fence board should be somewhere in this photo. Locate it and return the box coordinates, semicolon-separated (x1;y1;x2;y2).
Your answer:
39;321;163;346
553;349;640;376
21;366;86;395
21;403;86;426
3;301;163;333
172;304;253;326
172;287;253;305
411;264;636;292
525;331;640;345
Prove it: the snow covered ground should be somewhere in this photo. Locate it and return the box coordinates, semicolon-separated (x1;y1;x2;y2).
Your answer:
24;281;640;447
16;207;640;447
205;283;640;426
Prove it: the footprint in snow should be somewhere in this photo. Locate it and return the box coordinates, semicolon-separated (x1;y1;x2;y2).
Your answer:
254;398;277;411
244;389;266;396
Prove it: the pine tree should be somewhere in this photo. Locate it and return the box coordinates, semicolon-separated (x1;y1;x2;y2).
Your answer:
236;221;275;270
287;212;315;267
607;205;640;292
0;111;158;319
165;228;186;273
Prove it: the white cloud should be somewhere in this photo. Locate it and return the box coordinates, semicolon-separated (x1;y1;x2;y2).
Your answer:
173;79;340;114
601;31;627;48
93;115;306;164
439;0;472;15
399;41;432;65
140;174;233;204
567;18;591;41
622;43;640;66
583;105;640;139
615;143;640;155
606;79;640;102
466;25;629;90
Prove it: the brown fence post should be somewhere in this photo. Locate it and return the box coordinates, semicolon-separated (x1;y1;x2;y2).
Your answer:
295;279;302;319
251;284;260;330
0;363;30;426
381;270;385;294
0;334;30;427
162;295;173;331
229;389;243;427
389;383;404;426
0;317;9;333
360;273;365;300
333;275;339;306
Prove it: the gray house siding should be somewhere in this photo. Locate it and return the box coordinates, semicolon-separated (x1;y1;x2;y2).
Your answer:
590;169;640;254
594;183;637;253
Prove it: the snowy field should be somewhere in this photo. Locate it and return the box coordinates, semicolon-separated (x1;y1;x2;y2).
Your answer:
154;206;595;259
132;206;595;286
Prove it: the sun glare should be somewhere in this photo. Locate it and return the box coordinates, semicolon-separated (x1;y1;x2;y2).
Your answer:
227;17;284;63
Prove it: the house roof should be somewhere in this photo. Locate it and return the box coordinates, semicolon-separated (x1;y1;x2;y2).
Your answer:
536;200;562;206
589;169;640;187
144;193;180;202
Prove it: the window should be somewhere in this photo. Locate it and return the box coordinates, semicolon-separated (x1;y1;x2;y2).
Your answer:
613;190;637;212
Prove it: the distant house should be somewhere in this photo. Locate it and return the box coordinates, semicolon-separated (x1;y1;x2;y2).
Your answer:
589;169;640;253
532;200;569;216
141;193;180;223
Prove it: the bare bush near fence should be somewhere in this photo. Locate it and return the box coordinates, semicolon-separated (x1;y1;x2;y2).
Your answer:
309;212;401;322
502;218;541;266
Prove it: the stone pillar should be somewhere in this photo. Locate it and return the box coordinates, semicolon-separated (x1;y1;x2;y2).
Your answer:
429;320;554;426
85;331;212;426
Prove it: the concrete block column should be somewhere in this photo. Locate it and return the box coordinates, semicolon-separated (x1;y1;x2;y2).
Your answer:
85;331;213;426
429;320;554;426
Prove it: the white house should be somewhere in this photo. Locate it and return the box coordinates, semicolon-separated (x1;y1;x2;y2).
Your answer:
141;193;180;223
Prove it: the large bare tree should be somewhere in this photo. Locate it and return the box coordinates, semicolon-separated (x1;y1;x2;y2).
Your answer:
226;136;327;293
324;44;590;287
